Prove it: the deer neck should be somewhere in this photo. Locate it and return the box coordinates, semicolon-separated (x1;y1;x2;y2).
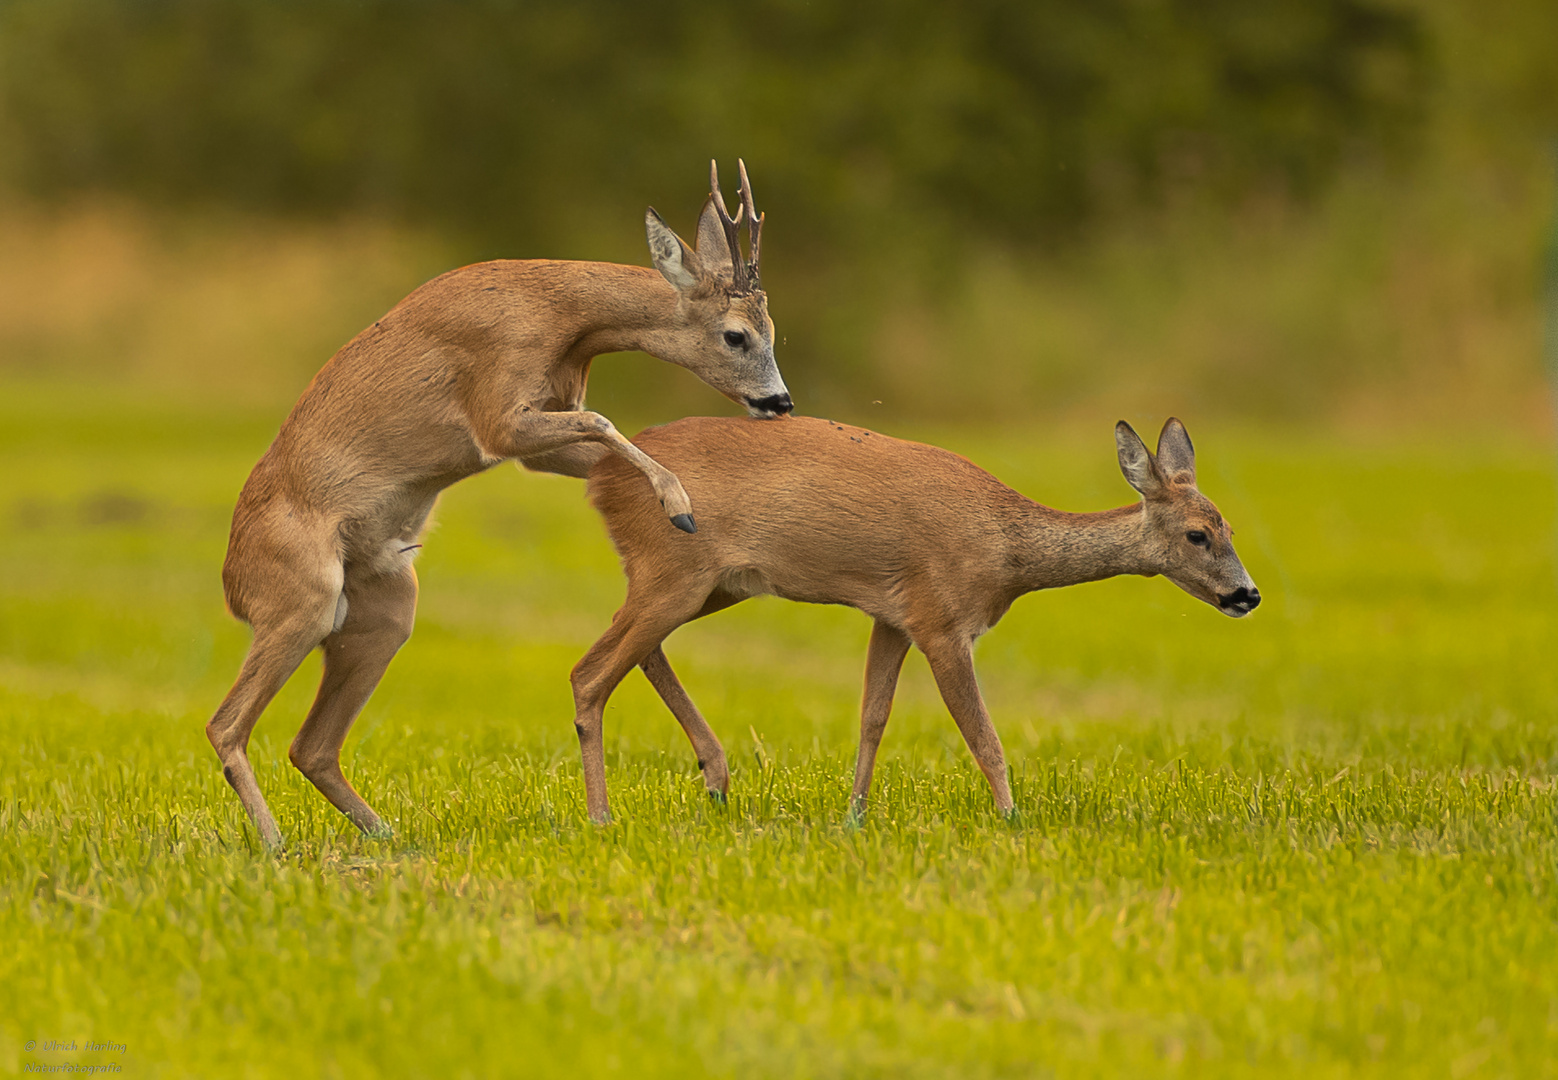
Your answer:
554;264;687;364
1009;502;1154;593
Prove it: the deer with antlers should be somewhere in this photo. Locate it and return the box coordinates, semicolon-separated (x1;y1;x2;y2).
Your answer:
573;416;1261;822
208;161;785;850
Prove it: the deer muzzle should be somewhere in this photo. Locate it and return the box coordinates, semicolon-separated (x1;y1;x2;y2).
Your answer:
1217;585;1261;617
744;392;794;418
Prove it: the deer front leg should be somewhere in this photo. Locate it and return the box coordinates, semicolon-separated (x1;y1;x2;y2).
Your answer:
849;620;911;822
516;443;610;479
920;634;1015;815
498;410;696;532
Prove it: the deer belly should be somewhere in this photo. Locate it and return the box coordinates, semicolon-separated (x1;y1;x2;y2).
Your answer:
761;563;897;614
716;566;773;599
339;489;439;575
365;537;423;576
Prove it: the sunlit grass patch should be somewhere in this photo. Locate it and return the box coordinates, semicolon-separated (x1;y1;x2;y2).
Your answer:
2;392;1555;1077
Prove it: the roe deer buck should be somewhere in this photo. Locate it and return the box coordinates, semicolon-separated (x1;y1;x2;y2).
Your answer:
574;416;1260;822
209;161;789;850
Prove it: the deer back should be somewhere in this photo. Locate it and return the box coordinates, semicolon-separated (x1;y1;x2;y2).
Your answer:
588;416;1029;634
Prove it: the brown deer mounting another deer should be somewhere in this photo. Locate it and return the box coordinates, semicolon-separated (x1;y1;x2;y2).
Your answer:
208;162;787;850
574;416;1261;823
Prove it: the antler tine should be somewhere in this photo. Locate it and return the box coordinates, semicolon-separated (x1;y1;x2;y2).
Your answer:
737;159;762;289
709;159;748;292
710;160;747;289
709;160;745;228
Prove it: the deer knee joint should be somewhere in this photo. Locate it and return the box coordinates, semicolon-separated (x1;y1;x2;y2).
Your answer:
288;739;334;778
206;719;244;759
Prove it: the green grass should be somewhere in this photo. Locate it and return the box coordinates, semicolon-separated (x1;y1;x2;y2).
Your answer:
2;384;1556;1078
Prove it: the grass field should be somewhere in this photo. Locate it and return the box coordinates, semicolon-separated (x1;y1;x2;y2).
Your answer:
2;382;1556;1078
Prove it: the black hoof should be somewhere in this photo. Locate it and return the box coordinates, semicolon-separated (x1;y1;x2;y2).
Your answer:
670;513;697;534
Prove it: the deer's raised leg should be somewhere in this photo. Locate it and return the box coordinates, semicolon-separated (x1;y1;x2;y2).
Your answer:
287;562;417;838
516;443;610;479
491;410;697;531
849;620;912;820
639;645;729;802
919;635;1015;815
571;590;710;823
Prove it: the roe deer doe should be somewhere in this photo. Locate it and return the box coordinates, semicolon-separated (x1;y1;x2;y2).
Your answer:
209;162;788;849
574;416;1260;822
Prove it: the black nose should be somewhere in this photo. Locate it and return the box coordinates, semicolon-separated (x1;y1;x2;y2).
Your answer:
1218;585;1261;613
746;393;793;417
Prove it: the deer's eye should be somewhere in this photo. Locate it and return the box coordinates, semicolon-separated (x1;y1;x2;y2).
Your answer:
1186;530;1209;547
723;330;747;348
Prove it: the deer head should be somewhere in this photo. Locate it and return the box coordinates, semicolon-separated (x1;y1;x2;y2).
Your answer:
644;160;791;419
1116;418;1261;617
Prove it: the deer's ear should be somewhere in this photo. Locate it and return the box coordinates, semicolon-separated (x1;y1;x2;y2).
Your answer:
694;196;735;277
646;208;703;292
1116;421;1163;498
1155;418;1196;485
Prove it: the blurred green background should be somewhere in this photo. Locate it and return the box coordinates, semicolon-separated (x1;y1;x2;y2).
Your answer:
0;0;1553;428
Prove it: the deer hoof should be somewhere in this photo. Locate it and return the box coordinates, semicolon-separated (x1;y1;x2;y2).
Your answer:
670;513;697;534
844;800;868;831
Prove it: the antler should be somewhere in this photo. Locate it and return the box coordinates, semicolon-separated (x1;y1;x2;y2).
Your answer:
738;159;762;290
709;160;749;293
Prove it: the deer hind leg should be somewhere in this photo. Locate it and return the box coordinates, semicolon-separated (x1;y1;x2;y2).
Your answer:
639;645;728;802
919;634;1015;815
287;562;417;838
849;620;912;821
636;588;745;802
207;558;343;851
571;589;710;824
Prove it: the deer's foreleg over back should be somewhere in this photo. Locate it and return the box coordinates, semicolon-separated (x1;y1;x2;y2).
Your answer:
517;443;611;479
489;410;696;532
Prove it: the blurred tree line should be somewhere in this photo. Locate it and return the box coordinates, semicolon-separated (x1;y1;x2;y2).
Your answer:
8;0;1557;427
0;0;1424;257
